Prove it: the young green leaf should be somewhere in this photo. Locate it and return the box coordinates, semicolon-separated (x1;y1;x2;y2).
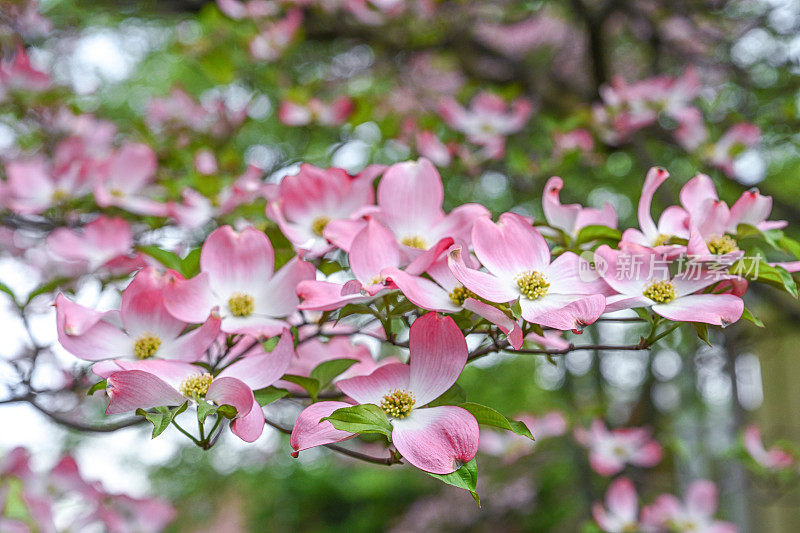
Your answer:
321;404;393;439
87;379;107;396
281;374;321;402
459;402;534;439
136;402;188;438
309;358;359;390
692;323;711;347
741;307;765;328
427;458;480;506
575;225;622;246
137;245;183;272
253;386;290;406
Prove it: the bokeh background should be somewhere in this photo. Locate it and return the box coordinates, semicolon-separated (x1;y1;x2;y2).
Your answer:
2;0;800;531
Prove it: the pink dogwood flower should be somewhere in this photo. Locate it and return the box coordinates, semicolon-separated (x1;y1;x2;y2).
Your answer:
415;130;453;167
621;167;688;252
100;331;294;442
381;257;524;349
216;0;277;19
480;411;567;462
3;155;86;214
574;419;662;476
278;96;354;127
743;425;795;471
350;158;489;263
290;313;479;474
266;163;382;257
708;123;760;177
448;212;608;331
249;9;303;61
641;480;737;533
164;225;315;335
56;267;221;362
543;176;617;238
552;128;595;159
297;219;449;311
593;477;640;533
439;92;532;158
594;242;744;325
92;143;168;217
217;165;269;214
0;46;50;98
46;216;145;273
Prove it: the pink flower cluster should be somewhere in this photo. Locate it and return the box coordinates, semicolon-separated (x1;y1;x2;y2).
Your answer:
0;447;175;532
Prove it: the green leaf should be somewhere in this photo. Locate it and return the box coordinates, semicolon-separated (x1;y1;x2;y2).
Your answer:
25;277;70;304
137;245;183;272
0;280;16;303
87;379;107;396
427;383;467;407
321;404;393;439
281;374;321;402
196;397;238;423
427;458;480;506
741;307;765;328
575;225;622;246
136;402;188;438
633;307;654;324
253;386;290;406
778;236;800;260
730;258;798;298
309;358;359;390
692;323;711;347
180;248;202;277
336;303;378;323
459;402;533;439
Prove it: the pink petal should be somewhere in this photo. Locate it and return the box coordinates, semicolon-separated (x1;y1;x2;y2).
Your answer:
337;363;410;405
523;294;606;332
429;203;490;244
162;271;218;324
685;480;718;519
462;298;523;350
323;218;367;252
200;225;275;296
629;440;663;468
55;295;132;361
349;219;401;284
407;313;468;405
230;399;265;442
729;189;774;229
652;294;743;326
257;256;316;316
377;158;444;232
162;314;221;362
594;244;655;295
391;405;479;474
472;213;550;279
381;267;460;313
404;236;455;275
589;451;625;477
638;167;670;240
120;268;187;339
296;279;374;311
219;331;294;389
680;173;718;218
542;176;580;234
606;477;639;520
447;246;519;303
290;401;357;455
106;370;185;415
206;376;255;418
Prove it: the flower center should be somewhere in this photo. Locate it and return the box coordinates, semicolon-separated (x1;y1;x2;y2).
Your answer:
380;389;416;419
178;373;213;398
228;292;255;317
133;333;162;359
401;235;427;249
51;188;69;202
311;216;330;237
653;233;671;246
110;188;125;198
449;285;478;306
516;271;549;300
707;234;739;255
643;280;676;303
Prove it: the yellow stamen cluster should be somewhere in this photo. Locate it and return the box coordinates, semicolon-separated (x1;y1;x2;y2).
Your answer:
311;216;330;236
401;235;427;250
228;292;255;317
643;280;677;303
380;389;416;419
179;373;213;398
133;333;162;360
707;235;739;255
449;285;479;306
653;233;671;246
109;188;125;198
516;271;550;300
51;189;69;203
